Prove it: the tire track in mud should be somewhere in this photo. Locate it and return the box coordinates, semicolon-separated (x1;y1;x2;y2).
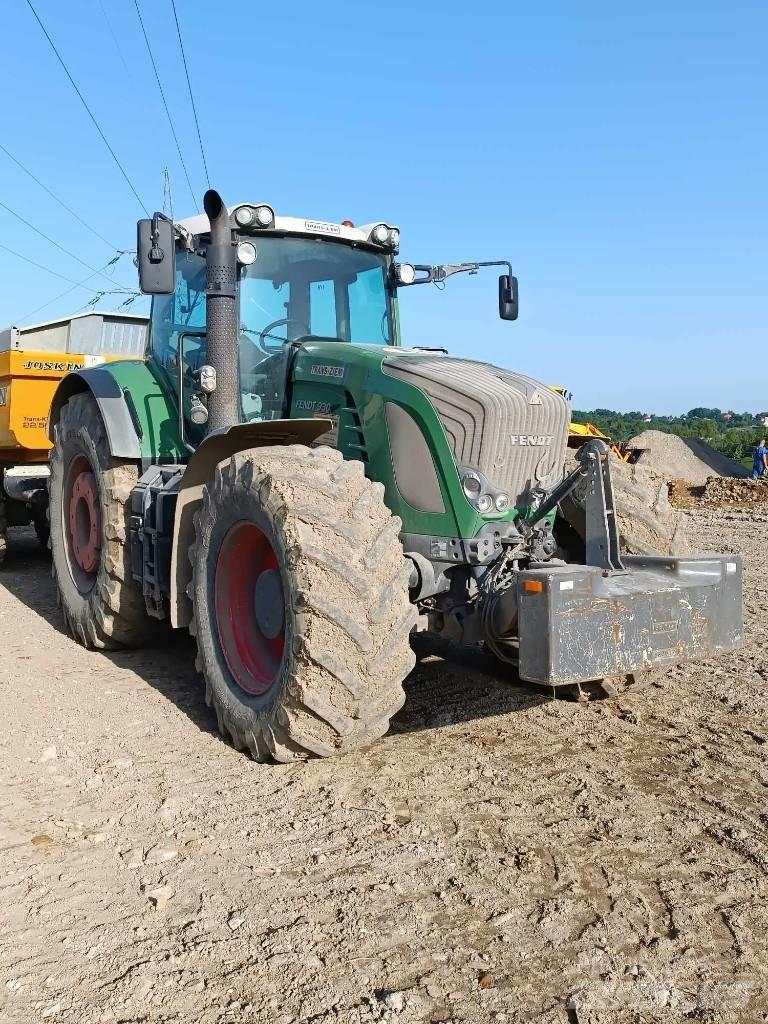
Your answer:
0;512;766;1023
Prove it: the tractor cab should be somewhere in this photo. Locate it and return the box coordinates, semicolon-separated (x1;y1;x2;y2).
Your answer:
139;201;518;440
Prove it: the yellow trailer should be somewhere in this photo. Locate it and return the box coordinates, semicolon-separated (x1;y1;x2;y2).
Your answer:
0;312;148;564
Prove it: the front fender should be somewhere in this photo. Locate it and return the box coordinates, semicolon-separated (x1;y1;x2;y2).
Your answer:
47;367;142;459
170;419;332;628
48;360;186;463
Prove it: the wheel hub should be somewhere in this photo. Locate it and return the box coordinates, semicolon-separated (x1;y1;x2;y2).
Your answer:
214;522;286;696
68;466;101;575
253;569;285;639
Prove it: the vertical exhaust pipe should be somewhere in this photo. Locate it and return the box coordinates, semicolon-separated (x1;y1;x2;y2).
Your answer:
204;189;240;432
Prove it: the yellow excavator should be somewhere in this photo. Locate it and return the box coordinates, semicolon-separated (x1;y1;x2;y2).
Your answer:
550;387;645;464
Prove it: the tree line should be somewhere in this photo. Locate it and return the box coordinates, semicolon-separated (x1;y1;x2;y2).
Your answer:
571;407;765;466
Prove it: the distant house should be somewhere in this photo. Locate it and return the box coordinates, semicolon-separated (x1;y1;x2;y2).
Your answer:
643;415;652;423
762;414;768;428
723;412;733;421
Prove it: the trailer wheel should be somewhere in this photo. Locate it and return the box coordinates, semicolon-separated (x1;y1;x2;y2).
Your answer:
0;497;6;568
49;393;155;649
189;445;417;762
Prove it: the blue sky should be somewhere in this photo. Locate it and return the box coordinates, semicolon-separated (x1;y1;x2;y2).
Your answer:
2;0;766;413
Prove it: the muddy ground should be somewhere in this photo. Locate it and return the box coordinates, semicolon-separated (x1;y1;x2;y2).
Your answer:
0;504;766;1024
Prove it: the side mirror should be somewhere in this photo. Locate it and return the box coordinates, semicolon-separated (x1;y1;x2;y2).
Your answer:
137;214;176;294
498;274;519;321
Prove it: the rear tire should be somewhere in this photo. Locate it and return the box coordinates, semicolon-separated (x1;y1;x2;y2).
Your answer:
49;393;156;649
190;445;417;762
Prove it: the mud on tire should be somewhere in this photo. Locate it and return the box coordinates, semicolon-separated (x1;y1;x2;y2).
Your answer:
49;393;156;649
190;445;417;762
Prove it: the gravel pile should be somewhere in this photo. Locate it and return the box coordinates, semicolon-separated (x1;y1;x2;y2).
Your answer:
628;430;748;484
700;476;768;506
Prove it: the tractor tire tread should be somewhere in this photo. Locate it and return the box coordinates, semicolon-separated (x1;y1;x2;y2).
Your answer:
190;444;416;762
50;393;156;650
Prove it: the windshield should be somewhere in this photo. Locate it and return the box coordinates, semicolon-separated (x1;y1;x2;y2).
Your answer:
239;236;392;348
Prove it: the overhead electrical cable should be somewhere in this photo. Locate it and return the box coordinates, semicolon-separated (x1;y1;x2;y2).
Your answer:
97;0;132;78
0;243;95;287
0;142;117;250
15;258;139;325
0;200;133;289
169;0;211;190
23;0;150;216
133;0;198;210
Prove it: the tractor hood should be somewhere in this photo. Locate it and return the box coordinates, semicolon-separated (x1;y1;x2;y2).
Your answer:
292;341;570;515
382;350;570;504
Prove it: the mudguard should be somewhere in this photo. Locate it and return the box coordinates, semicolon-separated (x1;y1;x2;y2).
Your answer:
170;418;332;628
47;367;142;459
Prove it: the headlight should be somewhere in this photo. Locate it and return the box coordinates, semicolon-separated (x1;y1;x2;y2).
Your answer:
255;205;274;227
234;206;256;227
371;224;389;244
393;263;416;285
462;472;482;499
236;241;257;265
476;494;493;513
494;492;510;512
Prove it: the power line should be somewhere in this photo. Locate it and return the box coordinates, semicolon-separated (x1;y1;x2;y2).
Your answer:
0;142;117;250
169;0;211;190
0;243;92;287
97;0;132;79
133;0;198;210
0;199;133;289
23;0;150;216
14;257;138;325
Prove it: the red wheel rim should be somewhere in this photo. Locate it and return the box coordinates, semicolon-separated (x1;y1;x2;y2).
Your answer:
64;455;101;591
214;522;286;696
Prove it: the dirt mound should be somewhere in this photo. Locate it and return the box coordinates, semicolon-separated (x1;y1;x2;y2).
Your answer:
684;437;750;478
628;430;747;484
700;476;768;507
560;450;688;556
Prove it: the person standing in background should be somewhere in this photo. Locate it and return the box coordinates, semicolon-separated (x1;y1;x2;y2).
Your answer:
753;438;768;478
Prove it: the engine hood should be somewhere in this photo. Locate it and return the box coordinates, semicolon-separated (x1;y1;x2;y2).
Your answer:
382;352;570;505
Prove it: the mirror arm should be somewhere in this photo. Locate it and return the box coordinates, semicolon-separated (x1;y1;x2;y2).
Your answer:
397;260;513;286
149;212;174;264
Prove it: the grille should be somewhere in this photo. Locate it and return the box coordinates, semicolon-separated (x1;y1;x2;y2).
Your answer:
383;355;570;505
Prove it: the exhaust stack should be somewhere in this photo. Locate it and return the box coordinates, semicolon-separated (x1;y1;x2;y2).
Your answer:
203;190;240;432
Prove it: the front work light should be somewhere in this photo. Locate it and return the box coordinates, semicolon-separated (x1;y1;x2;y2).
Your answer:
393;263;416;285
371;223;389;244
236;241;258;265
234;204;274;229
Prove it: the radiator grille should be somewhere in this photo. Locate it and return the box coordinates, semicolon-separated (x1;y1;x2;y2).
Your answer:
383;355;570;505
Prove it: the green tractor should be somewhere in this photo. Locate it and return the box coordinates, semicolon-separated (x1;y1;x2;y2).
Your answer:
47;190;742;761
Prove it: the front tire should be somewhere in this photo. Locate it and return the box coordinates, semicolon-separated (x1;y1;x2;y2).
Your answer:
49;393;155;649
190;445;417;762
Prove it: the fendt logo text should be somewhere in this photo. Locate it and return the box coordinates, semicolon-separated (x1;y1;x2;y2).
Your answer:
510;434;553;446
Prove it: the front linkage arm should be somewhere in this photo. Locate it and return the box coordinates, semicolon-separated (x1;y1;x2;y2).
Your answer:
520;439;625;574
